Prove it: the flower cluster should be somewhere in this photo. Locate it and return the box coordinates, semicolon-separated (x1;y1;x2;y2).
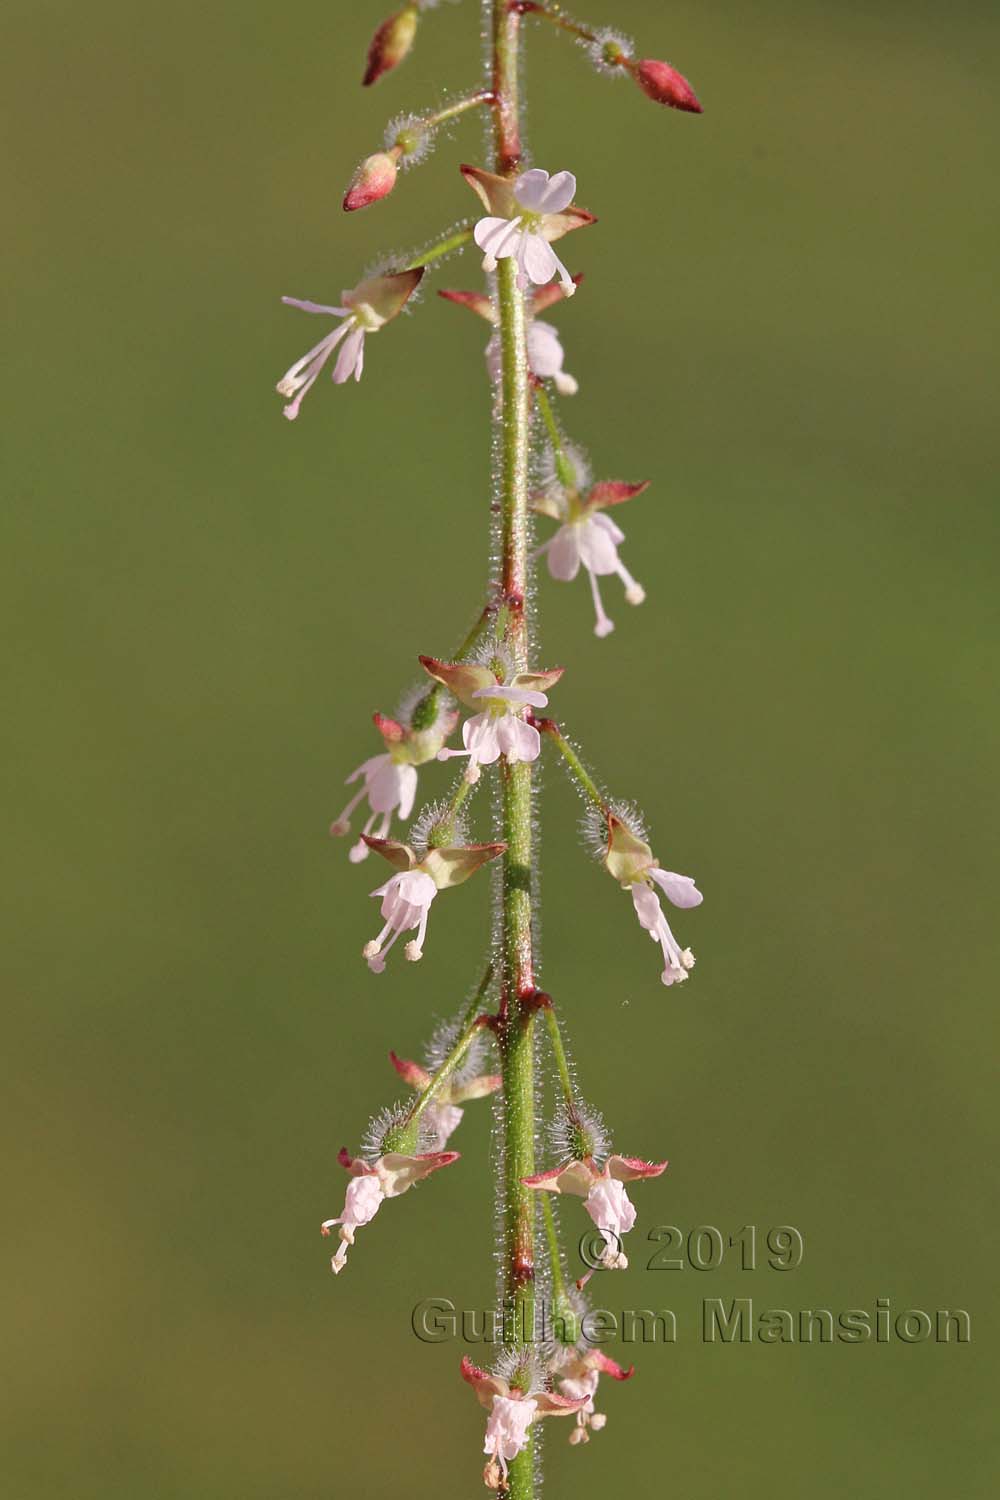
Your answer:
275;0;707;1487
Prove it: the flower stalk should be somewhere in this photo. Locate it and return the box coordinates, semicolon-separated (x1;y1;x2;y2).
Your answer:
275;0;707;1486
489;5;541;1494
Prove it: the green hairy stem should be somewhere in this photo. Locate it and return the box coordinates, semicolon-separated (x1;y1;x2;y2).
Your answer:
489;3;538;1496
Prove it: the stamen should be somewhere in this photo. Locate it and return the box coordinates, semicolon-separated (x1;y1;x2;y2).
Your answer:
587;569;615;637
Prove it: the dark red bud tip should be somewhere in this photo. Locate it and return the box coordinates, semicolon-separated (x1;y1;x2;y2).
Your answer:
363;7;419;87
633;58;702;113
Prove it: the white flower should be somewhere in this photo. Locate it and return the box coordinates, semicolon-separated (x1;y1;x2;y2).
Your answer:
322;1148;459;1274
360;834;506;973
631;870;700;987
462;1355;591;1484
484;1395;538;1478
364;869;438;971
533;451;648;637
527;319;579;394
547;511;643;638
486;318;578;395
599;812;703;987
521;1153;667;1272
438;684;547;781
555;1348;632;1444
473;169;579;293
276;269;422;421
584;1177;638;1269
560;1369;601;1444
330;754;418;862
321;1173;384;1274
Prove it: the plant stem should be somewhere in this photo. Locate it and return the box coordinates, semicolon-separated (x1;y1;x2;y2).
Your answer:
532;716;606;812
401;225;474;272
421;89;496;130
533;384;576;490
489;3;537;1494
405;964;495;1130
541;1002;575;1110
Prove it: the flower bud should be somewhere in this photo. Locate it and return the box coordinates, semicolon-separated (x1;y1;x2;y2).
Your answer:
343;151;399;212
363;6;419;87
631;58;702;113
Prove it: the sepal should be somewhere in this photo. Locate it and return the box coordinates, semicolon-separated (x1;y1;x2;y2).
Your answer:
419;654;497;707
604;812;655;886
421;842;506;890
588;480;650;509
346;268;423;327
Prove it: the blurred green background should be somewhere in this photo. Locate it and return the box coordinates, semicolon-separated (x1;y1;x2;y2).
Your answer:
2;0;998;1495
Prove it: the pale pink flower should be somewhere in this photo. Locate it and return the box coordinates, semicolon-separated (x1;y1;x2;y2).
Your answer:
474;170;579;293
389;1047;501;1150
486;319;578;394
533;448;649;637
321;1146;458;1274
330;705;459;861
556;1349;633;1444
632;874;700;987
440;280;581;395
420;656;564;783
361;835;505;971
522;1154;667;1271
333;755;418;862
462;165;595;297
276;269;422;420
461;1357;588;1486
365;869;438;972
599;812;702;986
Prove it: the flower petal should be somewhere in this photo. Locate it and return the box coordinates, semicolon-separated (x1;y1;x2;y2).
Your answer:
463;713;503;764
521;231;558;287
497;715;541;763
332;325;366;384
281;296;350;316
537;170;577;214
577;517;622;575
648;868;703;908
547;524;583;580
513;168;554;212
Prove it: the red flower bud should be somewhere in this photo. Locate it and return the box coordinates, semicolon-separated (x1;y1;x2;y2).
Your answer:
632;58;702;114
343;151;399;212
363;6;419;88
